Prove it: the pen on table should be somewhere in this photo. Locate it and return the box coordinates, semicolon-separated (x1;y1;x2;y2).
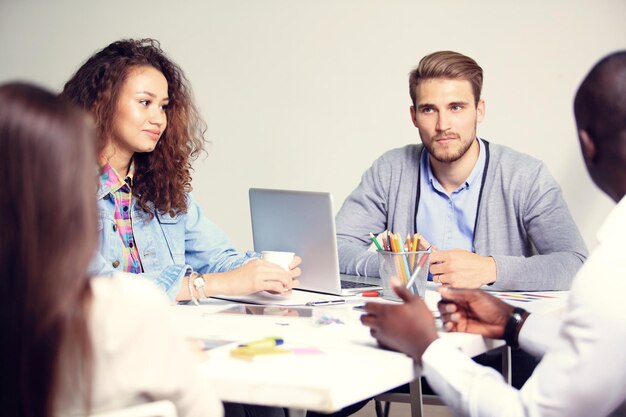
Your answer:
360;291;380;297
238;336;284;348
369;232;383;251
306;299;346;306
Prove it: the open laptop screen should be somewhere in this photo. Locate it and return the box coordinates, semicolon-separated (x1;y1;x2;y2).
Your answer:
249;188;380;295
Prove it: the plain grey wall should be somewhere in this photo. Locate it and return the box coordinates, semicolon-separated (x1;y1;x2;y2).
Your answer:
1;0;625;252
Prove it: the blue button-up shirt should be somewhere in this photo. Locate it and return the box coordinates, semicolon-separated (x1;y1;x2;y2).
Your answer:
416;138;486;252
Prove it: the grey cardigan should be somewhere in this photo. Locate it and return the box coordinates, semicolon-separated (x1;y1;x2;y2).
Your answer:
336;140;588;290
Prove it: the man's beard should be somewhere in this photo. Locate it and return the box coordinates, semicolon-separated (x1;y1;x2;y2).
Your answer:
423;133;475;163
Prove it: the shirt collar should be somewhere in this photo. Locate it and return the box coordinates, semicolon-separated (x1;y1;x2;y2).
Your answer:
99;160;135;196
464;138;486;189
425;138;486;193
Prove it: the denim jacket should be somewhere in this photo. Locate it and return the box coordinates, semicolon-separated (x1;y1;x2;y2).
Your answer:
92;180;257;301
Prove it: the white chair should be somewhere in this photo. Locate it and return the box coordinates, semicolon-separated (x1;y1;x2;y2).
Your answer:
88;400;178;417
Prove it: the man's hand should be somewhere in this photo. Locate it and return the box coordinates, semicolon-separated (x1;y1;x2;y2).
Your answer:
437;287;512;338
361;283;438;362
429;249;496;288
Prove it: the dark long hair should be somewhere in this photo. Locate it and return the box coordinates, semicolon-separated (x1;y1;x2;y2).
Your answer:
61;38;207;216
0;82;97;417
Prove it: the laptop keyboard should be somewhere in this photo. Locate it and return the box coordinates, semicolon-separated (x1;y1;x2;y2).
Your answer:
340;280;378;289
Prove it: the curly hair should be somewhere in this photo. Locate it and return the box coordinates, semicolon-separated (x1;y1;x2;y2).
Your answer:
61;38;206;216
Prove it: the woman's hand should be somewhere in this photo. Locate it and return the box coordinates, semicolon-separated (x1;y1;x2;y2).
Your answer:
204;256;301;296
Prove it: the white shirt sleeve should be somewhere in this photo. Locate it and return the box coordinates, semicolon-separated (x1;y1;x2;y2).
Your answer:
422;338;527;417
518;313;561;359
421;197;626;417
85;275;223;417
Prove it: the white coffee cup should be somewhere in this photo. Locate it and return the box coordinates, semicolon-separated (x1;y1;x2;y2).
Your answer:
261;251;295;271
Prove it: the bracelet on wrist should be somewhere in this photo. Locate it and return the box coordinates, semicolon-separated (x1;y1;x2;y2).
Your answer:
187;273;199;306
193;273;208;302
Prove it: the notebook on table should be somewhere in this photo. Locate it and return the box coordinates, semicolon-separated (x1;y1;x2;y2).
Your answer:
249;188;382;296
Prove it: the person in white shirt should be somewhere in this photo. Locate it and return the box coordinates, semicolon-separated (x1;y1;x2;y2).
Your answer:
361;50;626;417
0;82;222;417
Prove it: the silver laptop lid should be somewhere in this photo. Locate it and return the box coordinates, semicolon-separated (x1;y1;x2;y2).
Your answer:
249;188;344;294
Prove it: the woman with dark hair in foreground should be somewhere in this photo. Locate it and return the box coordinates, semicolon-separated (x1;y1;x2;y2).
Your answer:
0;82;222;417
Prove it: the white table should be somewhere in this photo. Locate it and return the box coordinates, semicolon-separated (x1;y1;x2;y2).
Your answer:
170;287;515;413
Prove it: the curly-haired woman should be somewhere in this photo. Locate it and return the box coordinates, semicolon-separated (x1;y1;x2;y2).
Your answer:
62;38;301;303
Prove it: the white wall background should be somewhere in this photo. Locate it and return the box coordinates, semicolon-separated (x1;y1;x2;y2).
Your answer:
1;0;624;252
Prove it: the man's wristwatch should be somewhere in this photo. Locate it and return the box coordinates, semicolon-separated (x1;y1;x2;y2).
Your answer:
504;307;528;349
193;274;208;302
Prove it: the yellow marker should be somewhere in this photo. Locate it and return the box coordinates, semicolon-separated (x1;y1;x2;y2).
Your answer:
230;346;292;361
238;336;283;348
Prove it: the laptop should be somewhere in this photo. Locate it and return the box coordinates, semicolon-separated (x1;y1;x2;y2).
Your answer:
249;188;382;296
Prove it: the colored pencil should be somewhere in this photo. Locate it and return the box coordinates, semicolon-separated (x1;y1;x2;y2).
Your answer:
369;232;383;251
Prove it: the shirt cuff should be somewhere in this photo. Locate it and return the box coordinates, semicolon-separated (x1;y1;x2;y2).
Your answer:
153;264;192;302
422;338;488;385
518;313;561;359
422;338;505;415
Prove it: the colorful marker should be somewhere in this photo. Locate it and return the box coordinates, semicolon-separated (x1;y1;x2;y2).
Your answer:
238;336;284;348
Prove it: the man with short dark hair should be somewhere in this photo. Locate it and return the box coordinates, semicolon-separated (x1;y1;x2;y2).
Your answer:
337;50;587;291
362;50;626;417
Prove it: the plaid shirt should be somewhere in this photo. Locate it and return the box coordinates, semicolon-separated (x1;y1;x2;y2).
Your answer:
100;161;143;273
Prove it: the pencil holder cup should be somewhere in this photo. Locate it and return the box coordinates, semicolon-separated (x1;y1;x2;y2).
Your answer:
377;250;431;301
